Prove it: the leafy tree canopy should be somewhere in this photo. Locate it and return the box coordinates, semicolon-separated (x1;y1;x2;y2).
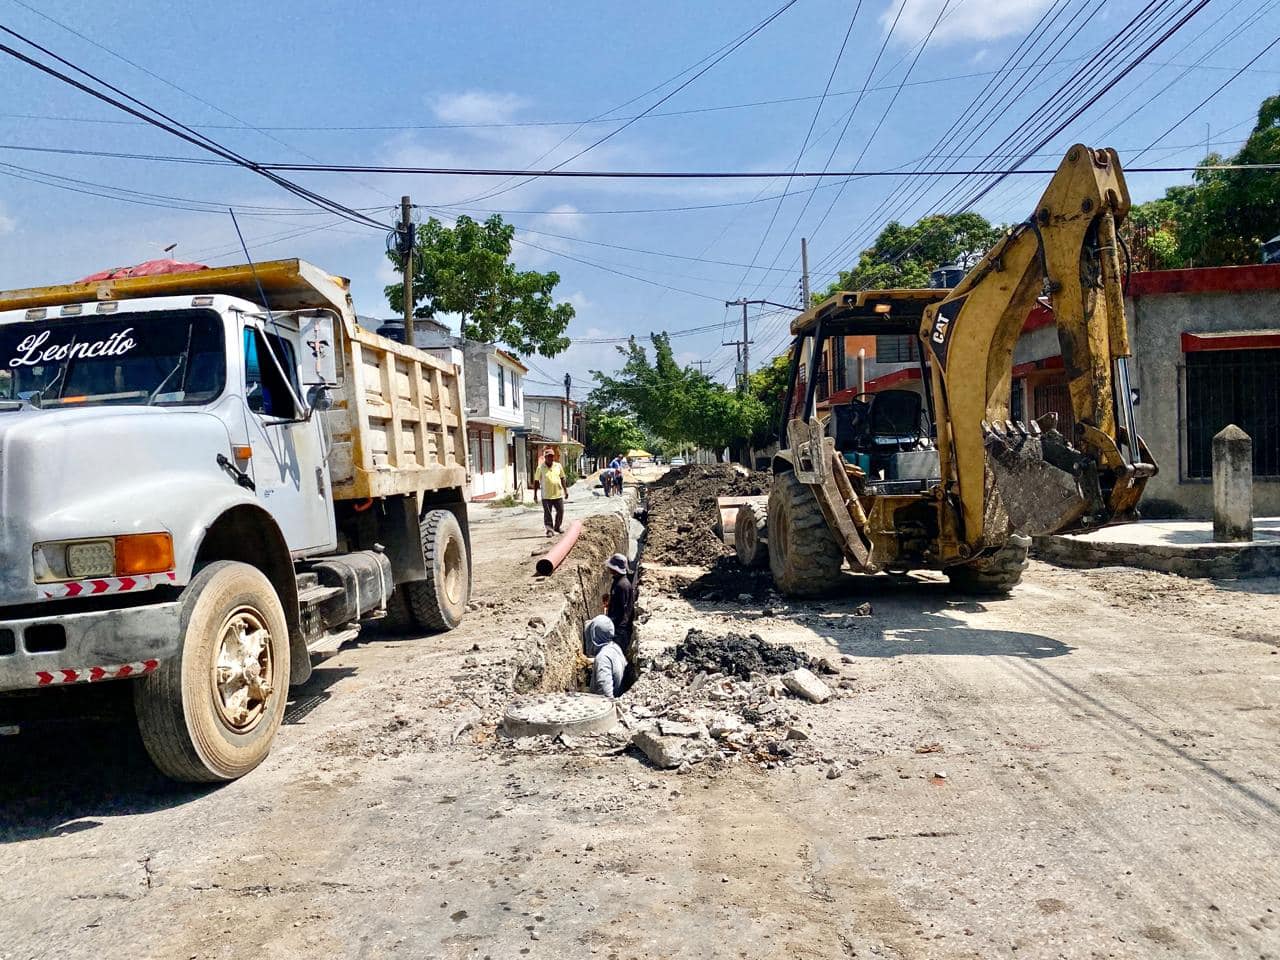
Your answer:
589;333;767;458
1124;94;1280;269
747;353;792;447
823;212;1003;295
583;406;646;459
385;214;574;358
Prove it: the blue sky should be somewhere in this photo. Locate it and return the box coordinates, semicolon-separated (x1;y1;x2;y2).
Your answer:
1;0;1277;399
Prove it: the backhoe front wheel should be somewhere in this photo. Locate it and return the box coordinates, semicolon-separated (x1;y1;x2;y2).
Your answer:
946;534;1031;596
767;470;844;597
404;509;470;631
135;561;291;783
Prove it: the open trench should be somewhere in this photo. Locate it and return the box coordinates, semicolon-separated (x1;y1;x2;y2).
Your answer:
510;489;647;699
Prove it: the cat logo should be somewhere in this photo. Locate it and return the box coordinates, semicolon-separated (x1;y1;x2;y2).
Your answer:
926;295;966;370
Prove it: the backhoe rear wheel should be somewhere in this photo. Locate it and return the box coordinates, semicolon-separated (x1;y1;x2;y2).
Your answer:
946;534;1031;595
767;470;844;597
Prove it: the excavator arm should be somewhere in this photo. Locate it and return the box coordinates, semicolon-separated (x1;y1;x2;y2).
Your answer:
921;145;1157;558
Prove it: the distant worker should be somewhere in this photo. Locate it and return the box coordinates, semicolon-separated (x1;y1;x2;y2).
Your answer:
532;448;567;537
601;460;617;497
608;454;625;496
602;552;635;653
581;614;626;698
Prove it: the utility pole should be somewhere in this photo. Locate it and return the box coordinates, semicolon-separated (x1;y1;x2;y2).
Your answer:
801;237;811;307
398;196;415;347
692;360;712;374
724;298;803;390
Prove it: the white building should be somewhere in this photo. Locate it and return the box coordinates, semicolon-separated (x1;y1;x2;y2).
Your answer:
372;317;529;501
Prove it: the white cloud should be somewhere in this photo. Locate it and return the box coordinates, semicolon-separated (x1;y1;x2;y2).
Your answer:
882;0;1055;46
431;91;530;125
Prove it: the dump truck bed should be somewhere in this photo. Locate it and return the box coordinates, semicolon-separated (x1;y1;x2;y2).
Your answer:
0;258;469;501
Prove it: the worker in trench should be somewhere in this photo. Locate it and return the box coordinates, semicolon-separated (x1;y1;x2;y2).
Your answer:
577;553;638;698
580;614;626;698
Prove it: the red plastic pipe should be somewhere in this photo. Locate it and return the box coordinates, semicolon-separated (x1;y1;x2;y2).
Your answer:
536;519;584;576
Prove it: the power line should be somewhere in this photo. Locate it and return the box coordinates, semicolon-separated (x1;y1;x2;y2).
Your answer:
6;59;1277;133
4;0;396;204
730;0;866;293
0;24;393;231
847;0;1215;277
0;140;1267;180
459;0;802;206
1132;29;1280;161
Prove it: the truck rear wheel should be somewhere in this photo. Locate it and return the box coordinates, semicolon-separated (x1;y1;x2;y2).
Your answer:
135;561;291;783
946;534;1031;595
767;470;844;597
404;509;470;631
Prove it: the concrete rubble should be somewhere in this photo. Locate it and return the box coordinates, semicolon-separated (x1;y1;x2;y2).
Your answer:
616;633;848;773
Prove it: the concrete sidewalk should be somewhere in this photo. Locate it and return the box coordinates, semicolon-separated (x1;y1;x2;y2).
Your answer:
1035;517;1280;578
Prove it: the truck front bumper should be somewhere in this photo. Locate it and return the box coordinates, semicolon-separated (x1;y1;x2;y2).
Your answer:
0;601;183;693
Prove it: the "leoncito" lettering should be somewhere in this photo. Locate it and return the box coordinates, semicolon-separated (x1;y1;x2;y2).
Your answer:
8;328;138;368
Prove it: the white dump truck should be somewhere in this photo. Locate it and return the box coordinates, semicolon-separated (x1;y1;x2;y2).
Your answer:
0;259;471;781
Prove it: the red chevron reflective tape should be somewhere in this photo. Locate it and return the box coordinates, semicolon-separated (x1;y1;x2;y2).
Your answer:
31;659;160;686
39;572;177;600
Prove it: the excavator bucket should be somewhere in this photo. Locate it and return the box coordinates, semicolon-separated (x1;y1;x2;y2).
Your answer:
922;145;1158;553
981;415;1105;537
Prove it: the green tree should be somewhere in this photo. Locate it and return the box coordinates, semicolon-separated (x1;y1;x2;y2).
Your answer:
823;212;1003;295
589;333;766;460
385;214;574;357
1118;95;1280;268
583;405;645;459
746;353;793;446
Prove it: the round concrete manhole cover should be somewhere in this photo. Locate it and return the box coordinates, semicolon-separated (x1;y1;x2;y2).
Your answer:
501;692;620;738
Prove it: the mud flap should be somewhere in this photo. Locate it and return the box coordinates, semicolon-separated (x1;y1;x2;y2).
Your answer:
983;417;1104;538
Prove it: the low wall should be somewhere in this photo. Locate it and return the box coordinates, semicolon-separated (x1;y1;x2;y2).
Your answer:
1032;535;1280;579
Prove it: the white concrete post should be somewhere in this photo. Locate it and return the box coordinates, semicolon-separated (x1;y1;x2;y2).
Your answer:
1212;424;1252;542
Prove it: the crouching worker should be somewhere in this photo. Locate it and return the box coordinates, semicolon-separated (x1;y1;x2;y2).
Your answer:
581;614;627;699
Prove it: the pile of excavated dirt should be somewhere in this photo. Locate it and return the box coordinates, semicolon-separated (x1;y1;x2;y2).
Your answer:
643;464;769;566
673;628;813;680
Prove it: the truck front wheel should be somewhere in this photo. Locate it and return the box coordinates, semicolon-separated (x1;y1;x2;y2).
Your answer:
135;561;291;783
403;509;470;631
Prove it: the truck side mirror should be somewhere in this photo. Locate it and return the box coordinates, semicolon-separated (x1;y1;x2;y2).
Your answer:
307;383;334;411
300;311;340;386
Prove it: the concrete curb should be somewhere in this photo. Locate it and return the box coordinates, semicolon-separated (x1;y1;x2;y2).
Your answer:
1032;534;1280;579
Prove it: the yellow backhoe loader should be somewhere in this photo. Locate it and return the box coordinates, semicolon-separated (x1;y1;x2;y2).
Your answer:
763;144;1157;596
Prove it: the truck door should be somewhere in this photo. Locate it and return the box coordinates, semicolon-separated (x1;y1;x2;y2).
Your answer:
241;320;337;554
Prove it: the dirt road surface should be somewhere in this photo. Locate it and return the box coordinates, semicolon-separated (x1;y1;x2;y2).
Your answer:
1;481;1278;959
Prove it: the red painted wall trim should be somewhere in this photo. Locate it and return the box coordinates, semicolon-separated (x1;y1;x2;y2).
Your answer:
1181;331;1280;352
1129;264;1280;297
1022;303;1054;332
1011;354;1065;377
865;367;922;392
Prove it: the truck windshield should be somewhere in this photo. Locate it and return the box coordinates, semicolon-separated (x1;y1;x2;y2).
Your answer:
0;309;225;408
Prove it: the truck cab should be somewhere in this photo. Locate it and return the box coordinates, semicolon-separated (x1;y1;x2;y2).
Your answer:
0;260;471;782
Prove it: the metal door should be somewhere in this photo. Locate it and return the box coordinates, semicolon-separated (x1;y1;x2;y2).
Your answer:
241;321;336;554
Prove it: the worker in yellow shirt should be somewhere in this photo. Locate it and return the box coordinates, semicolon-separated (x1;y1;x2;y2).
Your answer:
532;448;568;537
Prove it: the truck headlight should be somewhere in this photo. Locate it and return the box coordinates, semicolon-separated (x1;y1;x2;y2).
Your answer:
66;540;116;578
33;533;174;583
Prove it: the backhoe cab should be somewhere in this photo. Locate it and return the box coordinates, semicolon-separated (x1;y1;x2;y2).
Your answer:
769;145;1157;597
